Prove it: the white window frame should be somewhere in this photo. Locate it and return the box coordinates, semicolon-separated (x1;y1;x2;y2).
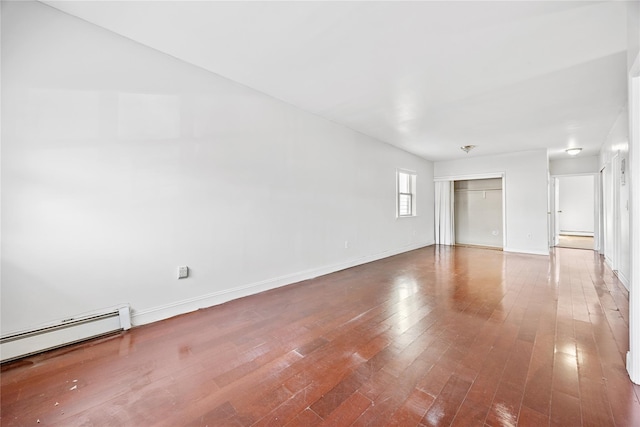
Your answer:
397;169;417;217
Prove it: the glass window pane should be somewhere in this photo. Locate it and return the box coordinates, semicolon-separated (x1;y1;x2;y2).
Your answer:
399;172;410;193
397;171;416;217
399;194;412;216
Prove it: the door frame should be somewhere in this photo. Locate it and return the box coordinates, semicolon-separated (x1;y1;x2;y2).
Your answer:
435;172;506;249
602;157;620;271
549;173;598;250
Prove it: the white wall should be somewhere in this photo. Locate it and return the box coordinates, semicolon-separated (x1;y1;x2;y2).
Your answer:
600;108;630;287
434;150;549;255
549;156;599;175
628;0;640;74
558;175;594;235
626;28;640;382
1;1;435;334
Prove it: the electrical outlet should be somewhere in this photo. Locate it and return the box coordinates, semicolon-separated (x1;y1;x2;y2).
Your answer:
178;266;189;279
344;240;349;249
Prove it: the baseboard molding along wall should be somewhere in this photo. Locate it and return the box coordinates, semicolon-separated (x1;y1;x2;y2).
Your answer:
131;241;435;327
503;247;550;256
617;270;630;291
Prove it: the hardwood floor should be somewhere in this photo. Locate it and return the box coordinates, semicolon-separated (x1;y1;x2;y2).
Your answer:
2;245;639;426
556;235;594;250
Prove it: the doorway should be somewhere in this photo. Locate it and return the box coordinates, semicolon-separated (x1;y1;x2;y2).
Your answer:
454;178;503;249
553;175;595;250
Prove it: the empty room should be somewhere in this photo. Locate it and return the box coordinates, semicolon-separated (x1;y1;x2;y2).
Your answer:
2;1;640;426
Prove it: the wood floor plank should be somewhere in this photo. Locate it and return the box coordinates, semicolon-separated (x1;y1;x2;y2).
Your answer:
318;391;372;426
420;375;472;427
450;398;488;427
517;404;550;427
2;245;638;427
553;351;579;398
550;390;582;427
521;331;554;416
386;388;435;427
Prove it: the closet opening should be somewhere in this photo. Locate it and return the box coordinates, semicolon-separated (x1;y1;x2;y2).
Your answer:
454;178;503;250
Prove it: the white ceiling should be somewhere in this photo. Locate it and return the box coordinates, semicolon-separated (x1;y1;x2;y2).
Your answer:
43;1;628;161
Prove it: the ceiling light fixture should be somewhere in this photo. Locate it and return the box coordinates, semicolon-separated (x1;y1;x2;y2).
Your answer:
460;145;476;154
566;148;582;156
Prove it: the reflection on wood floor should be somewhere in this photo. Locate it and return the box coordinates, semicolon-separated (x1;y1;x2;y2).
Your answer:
2;245;638;426
557;235;594;250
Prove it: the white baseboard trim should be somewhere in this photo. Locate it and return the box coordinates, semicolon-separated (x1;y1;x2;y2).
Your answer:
559;231;594;237
616;270;630;291
604;256;614;271
627;351;640;385
131;241;435;327
503;247;550;256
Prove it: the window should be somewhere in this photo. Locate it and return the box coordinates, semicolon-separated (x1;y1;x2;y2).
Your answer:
397;170;416;217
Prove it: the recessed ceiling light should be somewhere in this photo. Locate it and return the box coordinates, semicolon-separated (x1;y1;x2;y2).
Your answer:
566;148;582;156
460;145;476;154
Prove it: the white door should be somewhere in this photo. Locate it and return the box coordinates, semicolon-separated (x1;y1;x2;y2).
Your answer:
558;175;595;237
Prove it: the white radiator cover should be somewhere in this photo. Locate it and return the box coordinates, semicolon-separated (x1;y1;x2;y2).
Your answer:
0;305;131;363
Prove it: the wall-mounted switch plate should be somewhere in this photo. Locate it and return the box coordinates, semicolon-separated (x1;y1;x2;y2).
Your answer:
178;266;189;279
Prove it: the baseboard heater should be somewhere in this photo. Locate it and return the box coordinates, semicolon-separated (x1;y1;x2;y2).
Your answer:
0;304;131;363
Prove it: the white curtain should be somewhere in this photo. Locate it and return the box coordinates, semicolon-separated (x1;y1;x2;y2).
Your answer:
435;180;455;245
